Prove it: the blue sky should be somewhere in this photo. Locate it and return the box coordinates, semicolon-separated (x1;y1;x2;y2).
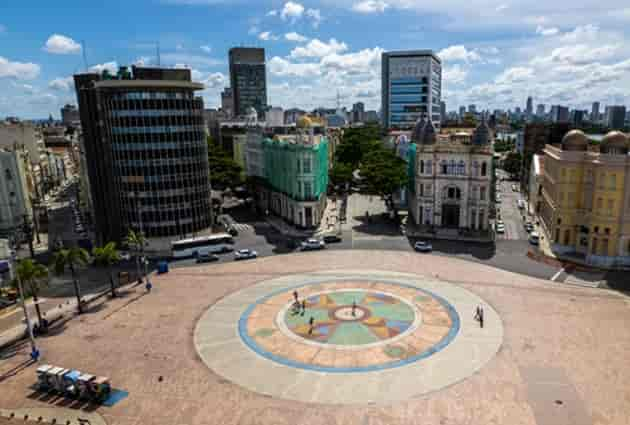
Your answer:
2;0;630;118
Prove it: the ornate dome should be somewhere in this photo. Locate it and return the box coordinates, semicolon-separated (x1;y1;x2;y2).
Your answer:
561;129;588;151
411;116;426;144
296;115;313;128
600;131;628;154
472;118;490;145
422;120;437;145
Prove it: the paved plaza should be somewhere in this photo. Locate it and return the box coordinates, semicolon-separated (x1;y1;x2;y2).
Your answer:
1;250;630;424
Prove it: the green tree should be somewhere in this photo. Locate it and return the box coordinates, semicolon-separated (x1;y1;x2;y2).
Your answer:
13;259;49;327
335;126;383;167
329;162;354;190
503;151;523;179
207;137;243;190
51;247;90;314
92;242;121;298
359;148;408;220
125;229;145;284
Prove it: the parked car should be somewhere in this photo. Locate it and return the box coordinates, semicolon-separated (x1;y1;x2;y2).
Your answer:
234;249;257;260
301;238;325;251
414;241;433;252
529;232;540;245
517;199;526;209
495;223;506;234
323;234;342;244
512;184;519;192
197;253;219;263
524;222;534;233
119;251;131;261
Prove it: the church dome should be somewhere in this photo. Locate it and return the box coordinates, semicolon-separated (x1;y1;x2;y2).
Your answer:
472;118;490;145
561;129;588;151
422;120;437;145
600;131;628;154
296;115;313;128
411;116;426;143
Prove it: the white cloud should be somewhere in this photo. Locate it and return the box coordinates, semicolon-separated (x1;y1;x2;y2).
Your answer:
201;72;227;89
0;56;40;80
281;1;305;21
258;31;279;41
559;24;599;43
27;93;57;106
438;45;481;62
306;8;322;28
248;26;260;35
536;25;559;36
160;53;223;67
200;45;212;53
0;24;6;33
495;4;508;12
48;76;74;91
290;38;348;58
495;66;534;84
11;82;36;93
443;65;468;84
89;61;118;74
134;56;151;66
267;10;277;16
285;32;308;42
352;0;389;14
268;56;321;77
43;34;81;54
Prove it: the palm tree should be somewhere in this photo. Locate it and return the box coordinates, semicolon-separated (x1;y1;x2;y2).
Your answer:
51;247;90;314
92;242;121;298
125;229;145;284
13;258;49;328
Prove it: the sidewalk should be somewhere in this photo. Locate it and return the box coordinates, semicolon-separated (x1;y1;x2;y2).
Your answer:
405;222;495;243
264;198;341;238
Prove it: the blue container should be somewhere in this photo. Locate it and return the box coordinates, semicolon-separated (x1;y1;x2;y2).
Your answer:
157;261;169;274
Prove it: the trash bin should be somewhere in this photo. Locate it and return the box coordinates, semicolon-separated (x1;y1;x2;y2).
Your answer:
157;261;169;274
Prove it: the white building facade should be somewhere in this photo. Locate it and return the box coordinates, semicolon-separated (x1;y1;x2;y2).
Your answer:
410;119;493;234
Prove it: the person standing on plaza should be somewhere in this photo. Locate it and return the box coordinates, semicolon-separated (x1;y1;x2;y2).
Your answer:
474;305;484;328
308;316;315;335
301;300;306;316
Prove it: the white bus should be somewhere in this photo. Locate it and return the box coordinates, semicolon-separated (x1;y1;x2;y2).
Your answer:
171;234;234;258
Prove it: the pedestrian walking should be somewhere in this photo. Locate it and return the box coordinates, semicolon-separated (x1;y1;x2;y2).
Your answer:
474;305;484;328
308;316;315;335
301;300;306;316
351;301;357;317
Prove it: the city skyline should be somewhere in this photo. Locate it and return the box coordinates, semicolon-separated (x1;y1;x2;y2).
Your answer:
2;0;630;118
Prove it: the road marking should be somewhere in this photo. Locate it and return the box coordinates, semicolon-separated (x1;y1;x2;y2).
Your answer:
550;268;565;282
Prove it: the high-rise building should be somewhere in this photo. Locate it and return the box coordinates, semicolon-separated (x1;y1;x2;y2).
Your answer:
60;104;80;126
459;106;466;120
536;104;545;118
520;122;570;192
73;65;212;247
591;102;600;122
440;101;446;123
351;102;365;123
572;110;585;127
550;105;570;123
526;97;533;117
381;50;442;130
221;87;234;118
606;105;627;130
229;47;267;119
468;104;477;114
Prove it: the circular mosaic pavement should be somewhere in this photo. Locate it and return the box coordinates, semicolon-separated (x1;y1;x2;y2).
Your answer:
194;270;503;404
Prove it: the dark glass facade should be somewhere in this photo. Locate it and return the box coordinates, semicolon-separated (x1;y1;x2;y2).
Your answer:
229;48;267;118
74;67;211;243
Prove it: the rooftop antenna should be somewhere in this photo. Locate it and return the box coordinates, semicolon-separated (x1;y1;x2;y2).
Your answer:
82;40;88;71
156;42;161;67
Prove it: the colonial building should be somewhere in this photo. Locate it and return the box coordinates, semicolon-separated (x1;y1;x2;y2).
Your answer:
409;119;494;237
540;130;630;268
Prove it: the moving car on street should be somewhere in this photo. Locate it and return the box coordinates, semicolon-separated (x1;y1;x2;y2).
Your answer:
495;223;506;234
234;249;257;261
196;253;219;263
529;232;540;245
323;234;342;244
301;239;325;251
524;222;534;233
414;241;433;252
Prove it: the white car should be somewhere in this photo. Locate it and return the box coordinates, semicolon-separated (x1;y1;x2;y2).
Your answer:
119;251;131;261
495;224;506;234
414;241;433;252
301;238;325;251
529;232;540;245
234;249;257;260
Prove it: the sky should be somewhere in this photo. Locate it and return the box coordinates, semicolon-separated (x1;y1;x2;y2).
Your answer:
1;0;630;119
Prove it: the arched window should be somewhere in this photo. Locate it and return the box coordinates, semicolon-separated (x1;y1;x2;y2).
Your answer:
420;160;425;174
458;160;466;175
426;160;432;174
473;161;480;177
481;162;488;177
441;160;448;174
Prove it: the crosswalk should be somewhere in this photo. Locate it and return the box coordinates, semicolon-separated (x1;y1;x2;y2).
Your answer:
231;223;254;233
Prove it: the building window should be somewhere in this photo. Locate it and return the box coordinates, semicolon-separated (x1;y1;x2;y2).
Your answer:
605;227;610;235
599;172;606;189
557;218;562;225
303;181;312;196
473;161;479;177
303;158;311;174
610;174;616;190
555;228;560;243
592;238;598;254
480;186;486;201
481;162;487;177
449;160;456;174
419;184;424;196
594;226;599;233
458;161;465;175
297;159;301;173
420;160;425;174
602;239;609;256
597;198;603;209
426;160;432;174
564;229;571;245
608;199;614;215
426;184;432;195
441;161;448;174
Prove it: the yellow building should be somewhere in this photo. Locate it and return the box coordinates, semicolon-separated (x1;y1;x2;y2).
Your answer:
540;130;630;267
